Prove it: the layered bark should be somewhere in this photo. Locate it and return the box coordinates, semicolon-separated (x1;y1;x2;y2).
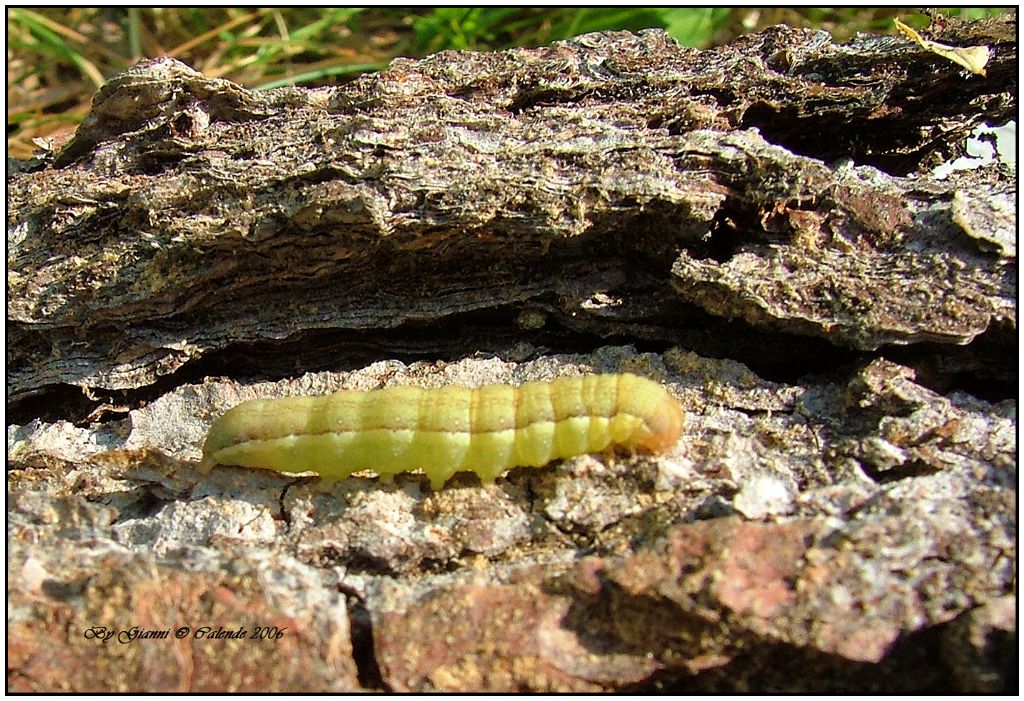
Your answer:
7;15;1016;693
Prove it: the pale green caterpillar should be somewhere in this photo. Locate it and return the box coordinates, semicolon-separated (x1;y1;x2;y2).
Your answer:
201;373;684;489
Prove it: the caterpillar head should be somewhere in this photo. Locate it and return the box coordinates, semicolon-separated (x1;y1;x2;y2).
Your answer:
634;394;685;453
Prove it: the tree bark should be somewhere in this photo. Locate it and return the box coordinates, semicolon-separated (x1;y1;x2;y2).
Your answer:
8;17;1015;402
7;15;1016;693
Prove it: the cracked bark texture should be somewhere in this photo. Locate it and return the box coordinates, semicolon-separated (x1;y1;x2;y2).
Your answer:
7;15;1017;693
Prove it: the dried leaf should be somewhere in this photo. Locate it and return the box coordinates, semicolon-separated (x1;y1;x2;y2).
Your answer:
894;18;989;77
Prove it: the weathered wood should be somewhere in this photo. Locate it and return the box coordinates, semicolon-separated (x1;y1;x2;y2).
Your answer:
6;17;1017;693
7;19;1015;402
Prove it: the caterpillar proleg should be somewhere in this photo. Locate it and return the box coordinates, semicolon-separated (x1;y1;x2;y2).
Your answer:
201;373;683;489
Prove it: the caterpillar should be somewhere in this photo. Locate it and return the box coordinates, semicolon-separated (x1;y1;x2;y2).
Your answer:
201;373;684;489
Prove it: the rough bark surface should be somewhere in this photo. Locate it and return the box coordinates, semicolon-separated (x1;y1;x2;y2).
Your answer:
7;15;1017;693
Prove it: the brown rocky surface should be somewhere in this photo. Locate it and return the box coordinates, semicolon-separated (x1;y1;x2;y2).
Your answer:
7;14;1016;693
